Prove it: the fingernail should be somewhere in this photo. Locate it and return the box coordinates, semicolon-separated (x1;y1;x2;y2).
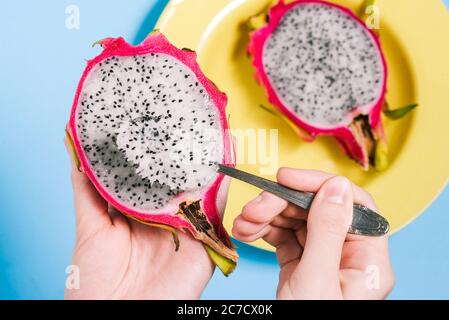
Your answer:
249;194;263;205
325;176;350;205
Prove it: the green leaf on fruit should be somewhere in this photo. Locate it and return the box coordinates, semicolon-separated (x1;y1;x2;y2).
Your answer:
383;104;418;120
259;104;279;117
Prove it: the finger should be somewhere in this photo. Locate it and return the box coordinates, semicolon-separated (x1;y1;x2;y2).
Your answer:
262;225;295;248
241;192;288;224
277;167;334;191
216;175;231;218
298;176;354;280
232;224;272;242
65;136;110;229
232;214;268;237
295;223;308;248
281;203;308;221
277;167;375;211
276;239;303;268
233;213;304;240
263;227;303;267
217;132;237;217
277;168;384;243
271;215;304;230
344;183;381;243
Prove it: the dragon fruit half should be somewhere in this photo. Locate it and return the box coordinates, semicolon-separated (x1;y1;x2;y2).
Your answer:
248;0;388;169
67;32;238;275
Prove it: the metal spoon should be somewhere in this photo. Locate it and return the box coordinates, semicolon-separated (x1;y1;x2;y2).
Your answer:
217;164;389;237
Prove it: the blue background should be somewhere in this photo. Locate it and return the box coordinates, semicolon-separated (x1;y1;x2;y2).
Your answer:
0;0;448;299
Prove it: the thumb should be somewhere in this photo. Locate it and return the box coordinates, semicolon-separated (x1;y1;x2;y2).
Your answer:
298;176;353;283
216;176;231;218
64;134;110;231
216;133;237;218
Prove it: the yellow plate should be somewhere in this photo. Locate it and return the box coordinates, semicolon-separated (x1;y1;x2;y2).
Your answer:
157;0;449;251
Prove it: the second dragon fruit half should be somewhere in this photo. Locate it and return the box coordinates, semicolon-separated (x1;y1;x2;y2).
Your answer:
248;0;390;170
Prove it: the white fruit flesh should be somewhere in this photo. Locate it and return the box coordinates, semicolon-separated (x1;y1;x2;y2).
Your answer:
263;3;384;129
75;53;223;211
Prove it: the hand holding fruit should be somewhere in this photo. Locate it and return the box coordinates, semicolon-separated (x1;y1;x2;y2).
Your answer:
64;137;229;299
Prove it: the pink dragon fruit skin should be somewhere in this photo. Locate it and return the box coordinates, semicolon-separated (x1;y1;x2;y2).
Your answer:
248;0;388;169
68;32;237;274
